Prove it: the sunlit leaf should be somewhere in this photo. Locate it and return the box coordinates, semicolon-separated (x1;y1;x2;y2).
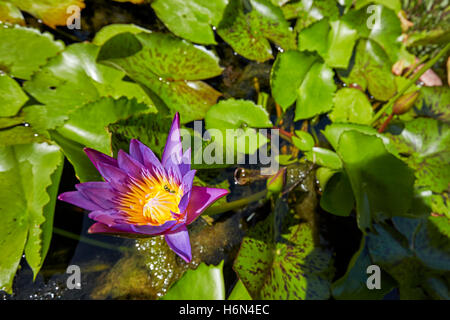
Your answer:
0;74;28;117
282;0;339;31
0;142;63;293
338;39;396;101
205;98;272;154
98;32;222;123
161;261;225;300
292;130;314;151
270;50;336;118
217;0;296;62
152;0;228;44
329;88;374;124
305;147;342;170
270;50;318;111
387;118;450;193
298;18;358;69
228;279;252;300
0;24;64;80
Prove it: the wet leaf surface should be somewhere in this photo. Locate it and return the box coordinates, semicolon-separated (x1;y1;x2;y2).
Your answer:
152;0;228;45
98;32;222;123
0;24;64;80
217;0;296;62
387;118;450;193
0;143;63;293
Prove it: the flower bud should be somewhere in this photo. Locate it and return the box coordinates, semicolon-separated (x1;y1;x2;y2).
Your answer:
393;91;419;115
266;167;286;195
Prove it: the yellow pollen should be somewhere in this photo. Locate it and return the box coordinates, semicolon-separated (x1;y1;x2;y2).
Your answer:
116;171;182;226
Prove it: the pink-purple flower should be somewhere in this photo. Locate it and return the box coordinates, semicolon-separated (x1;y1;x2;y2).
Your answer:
58;113;228;262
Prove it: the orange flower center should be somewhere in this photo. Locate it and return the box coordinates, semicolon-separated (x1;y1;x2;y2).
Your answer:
116;170;182;226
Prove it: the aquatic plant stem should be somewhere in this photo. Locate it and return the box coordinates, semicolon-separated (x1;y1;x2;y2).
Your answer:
371;43;450;126
53;227;131;253
204;189;268;216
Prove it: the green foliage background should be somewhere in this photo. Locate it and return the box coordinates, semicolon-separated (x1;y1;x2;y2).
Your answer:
0;0;448;299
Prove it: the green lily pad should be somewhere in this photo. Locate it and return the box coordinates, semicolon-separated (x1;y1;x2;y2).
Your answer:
0;142;63;293
98;32;222;123
281;0;339;31
0;24;64;80
323;122;396;155
292;130;314;151
320;171;354;217
0;116;45;147
152;0;228;45
53;97;151;182
109;112;173;159
270;50;336;118
92;23;151;46
234;197;334;299
305;147;342;170
296;61;336;119
0;74;28;117
24;42;155;119
354;0;401;14
329;88;374;124
204;98;272;155
270;50;318;111
342;4;409;63
217;0;296;62
228;279;252;300
298;18;358;69
161;261;225;300
336;130;415;231
387;118;450;193
338;39;396;101
412;86;450;123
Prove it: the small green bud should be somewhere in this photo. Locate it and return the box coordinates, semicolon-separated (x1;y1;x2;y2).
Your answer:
266;167;286;195
393;91;419;115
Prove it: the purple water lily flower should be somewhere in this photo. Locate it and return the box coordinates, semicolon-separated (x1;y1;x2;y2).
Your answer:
58;113;229;262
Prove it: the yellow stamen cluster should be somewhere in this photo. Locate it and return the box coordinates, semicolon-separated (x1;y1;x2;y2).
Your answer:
116;170;182;226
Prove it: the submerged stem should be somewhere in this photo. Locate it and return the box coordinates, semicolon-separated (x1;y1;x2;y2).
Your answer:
204;189;268;216
53;227;131;253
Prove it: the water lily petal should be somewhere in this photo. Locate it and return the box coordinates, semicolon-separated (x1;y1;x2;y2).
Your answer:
96;162;129;193
165;160;182;185
129;139;164;172
181;169;196;194
88;222;129;234
75;182;116;210
186;186;229;225
58;191;102;211
84;148;118;171
178;191;191;217
165;226;192;263
88;209;122;227
162;112;183;167
130;220;178;235
179;148;191;176
118;149;145;177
